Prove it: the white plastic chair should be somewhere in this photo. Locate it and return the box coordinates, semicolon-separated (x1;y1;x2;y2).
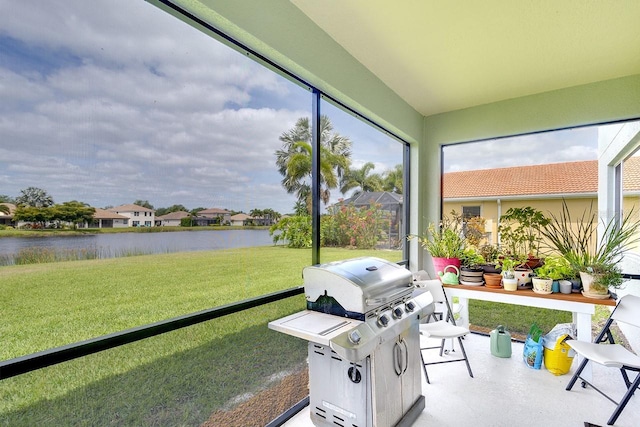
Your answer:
565;294;640;425
417;279;473;384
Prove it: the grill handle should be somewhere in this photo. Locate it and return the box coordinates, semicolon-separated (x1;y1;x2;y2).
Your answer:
393;339;408;376
365;287;410;306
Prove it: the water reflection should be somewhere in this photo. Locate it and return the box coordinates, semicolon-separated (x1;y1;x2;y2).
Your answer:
0;229;273;258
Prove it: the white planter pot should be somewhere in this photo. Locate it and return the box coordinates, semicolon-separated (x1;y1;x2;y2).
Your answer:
503;277;518;291
558;280;572;294
579;271;609;298
514;268;533;287
532;277;553;294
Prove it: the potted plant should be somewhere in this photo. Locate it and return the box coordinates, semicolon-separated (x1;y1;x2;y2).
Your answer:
580;264;624;296
541;200;640;298
498;206;550;268
459;247;485;284
532;255;572;294
479;244;501;273
412;210;466;274
497;253;532;289
499;257;519;291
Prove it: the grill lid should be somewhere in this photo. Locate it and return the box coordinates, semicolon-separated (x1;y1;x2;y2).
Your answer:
304;257;413;317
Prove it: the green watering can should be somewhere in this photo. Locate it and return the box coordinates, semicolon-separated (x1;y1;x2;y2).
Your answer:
438;265;460;285
490;325;512;358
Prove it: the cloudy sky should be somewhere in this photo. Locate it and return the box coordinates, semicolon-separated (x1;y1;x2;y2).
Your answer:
0;1;608;214
443;126;598;172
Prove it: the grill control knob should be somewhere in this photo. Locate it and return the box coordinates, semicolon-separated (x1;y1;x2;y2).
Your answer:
405;301;416;312
392;307;404;319
348;330;362;345
377;314;390;327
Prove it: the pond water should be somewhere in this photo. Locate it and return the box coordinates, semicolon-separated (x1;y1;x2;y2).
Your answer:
0;229;274;258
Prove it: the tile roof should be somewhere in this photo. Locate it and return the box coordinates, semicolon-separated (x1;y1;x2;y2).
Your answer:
444;158;640;199
230;213;252;220
93;208;128;219
108;204;154;212
198;207;231;214
624;156;640;192
156;211;190;220
338;191;402;207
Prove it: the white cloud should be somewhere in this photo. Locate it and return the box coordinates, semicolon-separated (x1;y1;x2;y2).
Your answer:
0;0;308;213
443;127;599;172
0;0;608;217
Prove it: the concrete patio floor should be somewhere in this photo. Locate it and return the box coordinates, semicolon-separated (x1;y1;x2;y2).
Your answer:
283;332;640;427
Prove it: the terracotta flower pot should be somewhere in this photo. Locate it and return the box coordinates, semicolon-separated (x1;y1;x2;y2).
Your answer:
483;273;502;288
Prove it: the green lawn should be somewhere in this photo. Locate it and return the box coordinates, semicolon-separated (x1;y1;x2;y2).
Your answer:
0;246;574;426
1;247;404;425
0;246;401;360
468;300;572;339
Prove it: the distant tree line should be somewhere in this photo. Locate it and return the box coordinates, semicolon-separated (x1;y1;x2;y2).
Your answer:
7;188;95;229
2;188;283;229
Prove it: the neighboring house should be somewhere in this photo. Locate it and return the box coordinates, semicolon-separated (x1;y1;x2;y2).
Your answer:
443;158;640;245
193;207;232;226
229;213;253;226
251;216;272;226
331;191;403;238
89;208;129;228
156;211;190;227
0;203;16;226
108;204;155;227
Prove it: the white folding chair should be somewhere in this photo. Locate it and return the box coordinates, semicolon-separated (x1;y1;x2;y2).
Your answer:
565;294;640;426
414;271;466;326
417;279;473;384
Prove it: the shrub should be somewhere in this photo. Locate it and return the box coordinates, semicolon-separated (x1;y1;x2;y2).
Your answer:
322;203;384;249
269;203;385;250
269;215;312;248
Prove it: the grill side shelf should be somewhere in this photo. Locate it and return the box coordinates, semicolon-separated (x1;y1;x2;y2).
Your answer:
268;310;361;347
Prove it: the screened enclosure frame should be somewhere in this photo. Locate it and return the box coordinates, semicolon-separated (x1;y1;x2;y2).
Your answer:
154;0;411;266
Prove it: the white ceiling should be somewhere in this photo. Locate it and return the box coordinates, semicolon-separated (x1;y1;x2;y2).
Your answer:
291;0;640;117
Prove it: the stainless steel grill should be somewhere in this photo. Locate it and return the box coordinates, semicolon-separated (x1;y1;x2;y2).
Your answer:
269;257;434;427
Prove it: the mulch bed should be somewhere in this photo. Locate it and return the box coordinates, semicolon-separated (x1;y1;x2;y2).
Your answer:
200;370;308;427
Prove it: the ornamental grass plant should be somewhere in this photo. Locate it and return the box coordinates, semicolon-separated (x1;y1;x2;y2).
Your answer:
541;200;640;290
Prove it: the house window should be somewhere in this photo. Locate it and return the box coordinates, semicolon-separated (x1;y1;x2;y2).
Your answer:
462;206;480;219
132;221;140;227
134;212;139;217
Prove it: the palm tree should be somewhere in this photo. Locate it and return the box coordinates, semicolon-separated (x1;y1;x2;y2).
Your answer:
0;204;9;215
382;164;403;193
261;208;280;225
275;116;352;210
340;162;384;196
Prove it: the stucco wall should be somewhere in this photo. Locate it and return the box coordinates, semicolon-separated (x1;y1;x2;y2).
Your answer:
419;75;640;271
